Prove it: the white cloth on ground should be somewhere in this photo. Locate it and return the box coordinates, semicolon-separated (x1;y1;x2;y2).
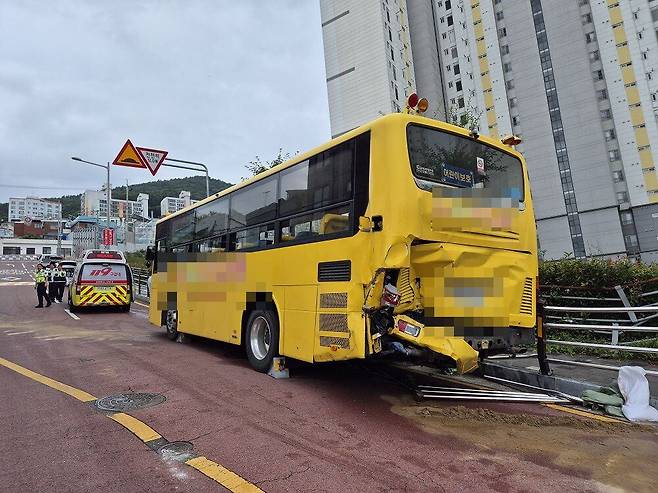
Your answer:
618;366;658;422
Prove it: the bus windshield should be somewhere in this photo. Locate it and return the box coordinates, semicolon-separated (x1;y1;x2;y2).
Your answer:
407;124;524;201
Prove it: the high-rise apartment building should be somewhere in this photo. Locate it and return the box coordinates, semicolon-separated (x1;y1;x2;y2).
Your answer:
320;0;658;261
160;191;195;217
80;188;150;221
8;197;62;222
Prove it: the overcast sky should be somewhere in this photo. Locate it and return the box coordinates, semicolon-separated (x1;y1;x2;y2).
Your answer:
0;0;330;202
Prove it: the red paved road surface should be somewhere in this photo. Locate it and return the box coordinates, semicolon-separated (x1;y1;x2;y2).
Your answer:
1;279;657;492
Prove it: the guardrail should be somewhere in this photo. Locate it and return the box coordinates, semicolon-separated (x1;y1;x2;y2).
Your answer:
132;267;150;298
537;302;658;376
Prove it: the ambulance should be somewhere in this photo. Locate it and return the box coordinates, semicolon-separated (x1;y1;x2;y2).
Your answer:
67;251;132;312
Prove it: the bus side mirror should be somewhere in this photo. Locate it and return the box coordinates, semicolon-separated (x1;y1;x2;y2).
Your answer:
145;246;155;267
358;216;372;232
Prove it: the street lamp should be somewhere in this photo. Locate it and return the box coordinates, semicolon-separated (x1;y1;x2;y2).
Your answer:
71;156;111;232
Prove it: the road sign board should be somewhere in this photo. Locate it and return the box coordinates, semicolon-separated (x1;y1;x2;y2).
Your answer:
136;146;168;176
113;139;147;168
24;216;32;225
102;228;115;246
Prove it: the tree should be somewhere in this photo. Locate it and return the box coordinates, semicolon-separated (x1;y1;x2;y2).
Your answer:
445;98;482;133
243;148;297;179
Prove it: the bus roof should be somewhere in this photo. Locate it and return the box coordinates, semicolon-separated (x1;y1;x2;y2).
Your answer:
157;112;524;224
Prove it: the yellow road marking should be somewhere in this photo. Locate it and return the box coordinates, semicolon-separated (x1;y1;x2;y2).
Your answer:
544;403;627;424
133;301;149;309
186;456;264;493
110;412;162;442
0;357;96;402
0;356;264;491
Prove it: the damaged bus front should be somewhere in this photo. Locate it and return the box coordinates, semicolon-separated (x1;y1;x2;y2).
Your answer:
363;115;537;373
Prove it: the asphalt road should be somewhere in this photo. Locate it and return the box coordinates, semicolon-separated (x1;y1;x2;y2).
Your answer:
1;262;657;492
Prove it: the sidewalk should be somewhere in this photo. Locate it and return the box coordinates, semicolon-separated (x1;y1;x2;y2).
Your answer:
482;353;658;407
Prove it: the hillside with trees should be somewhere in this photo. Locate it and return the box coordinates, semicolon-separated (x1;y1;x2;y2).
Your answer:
0;175;233;221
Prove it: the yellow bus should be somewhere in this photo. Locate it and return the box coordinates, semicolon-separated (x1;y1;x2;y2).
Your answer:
147;112;537;374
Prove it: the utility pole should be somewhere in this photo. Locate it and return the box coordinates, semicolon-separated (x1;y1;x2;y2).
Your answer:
56;204;62;257
71;157;112;250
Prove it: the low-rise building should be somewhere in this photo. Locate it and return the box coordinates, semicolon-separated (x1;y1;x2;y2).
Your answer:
0;238;73;257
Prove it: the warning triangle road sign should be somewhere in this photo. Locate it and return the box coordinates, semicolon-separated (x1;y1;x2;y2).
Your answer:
136;146;168;176
113;139;147;168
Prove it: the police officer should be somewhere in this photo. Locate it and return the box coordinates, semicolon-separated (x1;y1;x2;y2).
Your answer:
34;263;51;308
52;263;67;303
46;261;58;303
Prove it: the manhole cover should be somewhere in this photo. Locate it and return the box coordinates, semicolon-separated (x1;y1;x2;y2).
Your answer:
94;392;166;412
158;441;195;462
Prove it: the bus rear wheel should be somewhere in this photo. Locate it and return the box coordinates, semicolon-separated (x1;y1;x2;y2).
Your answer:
165;310;178;341
246;310;279;372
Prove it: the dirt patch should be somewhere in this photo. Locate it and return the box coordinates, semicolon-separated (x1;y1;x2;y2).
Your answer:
386;395;658;493
416;405;632;431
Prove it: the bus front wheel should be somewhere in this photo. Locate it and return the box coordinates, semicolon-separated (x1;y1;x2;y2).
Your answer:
246;310;279;372
165;310;178;341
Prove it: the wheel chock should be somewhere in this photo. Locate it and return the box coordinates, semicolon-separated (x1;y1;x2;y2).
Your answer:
268;357;289;379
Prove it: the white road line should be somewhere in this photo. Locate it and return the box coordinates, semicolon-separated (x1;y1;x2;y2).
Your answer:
64;309;80;320
21;263;35;280
5;331;34;336
0;282;33;286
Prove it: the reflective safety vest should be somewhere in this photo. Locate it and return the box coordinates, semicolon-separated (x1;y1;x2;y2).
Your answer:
35;271;47;283
52;269;66;282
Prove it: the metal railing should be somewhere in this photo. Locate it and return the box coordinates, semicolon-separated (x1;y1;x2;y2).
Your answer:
132;267;150;298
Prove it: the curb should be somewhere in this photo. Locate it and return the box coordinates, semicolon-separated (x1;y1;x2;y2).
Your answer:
481;360;658;408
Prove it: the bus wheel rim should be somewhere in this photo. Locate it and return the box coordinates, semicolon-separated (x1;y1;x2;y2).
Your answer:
250;316;271;361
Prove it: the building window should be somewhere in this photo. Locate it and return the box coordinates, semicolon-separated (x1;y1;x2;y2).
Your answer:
594;70;604;80
585;32;596;43
605;129;616;141
496;11;504;20
582;13;592;24
612;170;625;182
501;45;509;55
447;15;453;26
498;27;507;38
454;63;460;75
503;62;512;73
445;0;451;9
609;149;621;162
458;97;465;108
512;116;520;126
451;46;458;58
625;234;638;247
506;79;514;90
589;50;600;61
597;89;608;101
617;191;629;204
621;211;634;225
455;80;462;92
600;109;612;119
509;97;517;108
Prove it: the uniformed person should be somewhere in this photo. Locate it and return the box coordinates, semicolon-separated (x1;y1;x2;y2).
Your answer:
46;261;58;303
34;263;51;308
52;263;67;303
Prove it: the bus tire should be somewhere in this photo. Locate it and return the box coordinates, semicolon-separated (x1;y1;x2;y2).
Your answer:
245;309;279;373
165;310;178;341
120;304;130;313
